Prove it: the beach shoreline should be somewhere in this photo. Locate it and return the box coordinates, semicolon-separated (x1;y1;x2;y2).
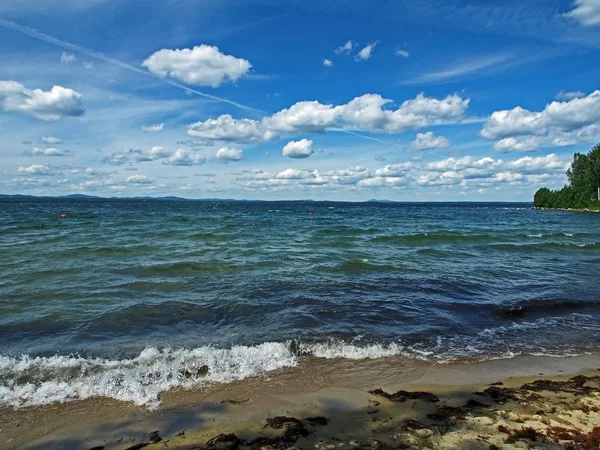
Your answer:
2;354;599;450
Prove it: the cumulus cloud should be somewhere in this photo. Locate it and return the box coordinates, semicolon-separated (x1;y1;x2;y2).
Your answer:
358;176;408;187
141;123;164;132
374;163;413;177
493;136;544;152
555;90;586;101
0;80;84;120
163;149;206;166
102;147;205;166
24;147;73;157
482;90;600;151
126;175;152;184
187;114;279;144
564;0;600;27
215;147;243;161
408;131;450;151
355;42;378;61
236;151;569;193
282;139;314;158
142;45;252;87
42;136;62;144
17;164;61;175
60;52;76;64
193;92;469;144
323;58;334;68
334;40;353;54
396;49;410;58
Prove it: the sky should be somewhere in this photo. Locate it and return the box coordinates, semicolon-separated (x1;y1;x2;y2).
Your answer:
1;0;600;201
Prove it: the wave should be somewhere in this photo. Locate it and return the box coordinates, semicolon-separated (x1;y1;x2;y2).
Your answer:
0;343;296;409
488;242;600;252
495;299;600;320
524;232;576;238
371;233;497;246
2;332;596;409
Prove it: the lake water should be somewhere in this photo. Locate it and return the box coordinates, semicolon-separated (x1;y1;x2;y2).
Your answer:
1;199;599;407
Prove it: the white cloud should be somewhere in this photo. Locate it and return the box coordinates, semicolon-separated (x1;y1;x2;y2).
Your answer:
355;42;378;61
126;175;152;184
60;52;76;64
215;147;243;161
25;147;73;157
396;49;409;58
187;114;279;144
282;139;314;159
564;0;600;27
17;164;60;175
482;90;600;150
334;40;353;54
102;147;206;166
142;45;252;87
42;136;62;144
141;123;164;132
555;90;586;101
358;176;408;187
189;93;469;145
493;136;544;152
102;147;170;165
164;149;206;166
482;107;544;140
237;151;569;194
266;101;340;133
275;92;468;135
504;154;568;173
323;58;334;68
83;62;94;70
408;131;450;151
374;163;413;177
0;80;84;120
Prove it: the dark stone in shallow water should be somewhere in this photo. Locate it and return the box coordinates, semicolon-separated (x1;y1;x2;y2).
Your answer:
369;388;439;403
426;406;466;421
401;419;427;430
264;416;302;429
124;444;150;450
306;416;329;425
475;386;518;403
148;431;162;444
521;375;599;394
204;433;242;450
464;399;489;409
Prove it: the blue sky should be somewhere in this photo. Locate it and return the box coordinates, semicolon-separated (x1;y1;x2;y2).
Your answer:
1;0;600;201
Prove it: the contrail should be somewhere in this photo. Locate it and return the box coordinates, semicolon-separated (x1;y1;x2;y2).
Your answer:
0;18;262;113
331;129;404;147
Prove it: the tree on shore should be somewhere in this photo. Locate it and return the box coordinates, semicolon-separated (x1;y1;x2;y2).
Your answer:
534;143;600;209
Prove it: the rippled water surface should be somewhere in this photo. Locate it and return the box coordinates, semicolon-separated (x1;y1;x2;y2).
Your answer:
1;199;599;407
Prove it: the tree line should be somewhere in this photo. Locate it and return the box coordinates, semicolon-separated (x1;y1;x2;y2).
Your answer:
534;143;600;209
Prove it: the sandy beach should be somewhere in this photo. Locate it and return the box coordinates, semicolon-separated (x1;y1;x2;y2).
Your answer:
2;354;599;450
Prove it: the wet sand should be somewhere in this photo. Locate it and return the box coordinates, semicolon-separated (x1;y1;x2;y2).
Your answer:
2;354;600;450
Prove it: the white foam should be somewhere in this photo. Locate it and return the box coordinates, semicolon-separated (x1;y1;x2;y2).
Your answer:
0;343;297;409
299;341;428;360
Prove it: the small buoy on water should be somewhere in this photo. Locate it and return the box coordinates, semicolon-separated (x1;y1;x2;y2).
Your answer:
60;213;67;218
308;212;313;216
472;211;476;215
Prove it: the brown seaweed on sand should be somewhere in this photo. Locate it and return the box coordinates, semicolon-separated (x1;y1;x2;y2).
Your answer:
369;388;439;403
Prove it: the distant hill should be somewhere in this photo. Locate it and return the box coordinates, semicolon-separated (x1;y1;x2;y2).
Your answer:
0;193;238;201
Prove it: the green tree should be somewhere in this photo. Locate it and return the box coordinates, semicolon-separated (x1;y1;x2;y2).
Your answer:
534;142;600;209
